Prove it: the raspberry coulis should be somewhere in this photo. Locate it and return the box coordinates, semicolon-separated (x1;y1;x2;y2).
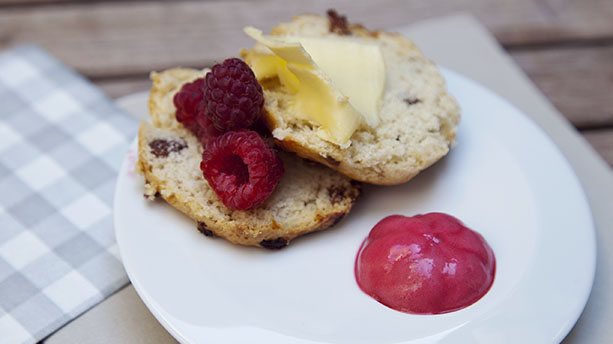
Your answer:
355;213;495;315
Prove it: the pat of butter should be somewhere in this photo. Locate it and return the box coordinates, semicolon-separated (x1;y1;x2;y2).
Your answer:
284;36;385;128
244;27;385;146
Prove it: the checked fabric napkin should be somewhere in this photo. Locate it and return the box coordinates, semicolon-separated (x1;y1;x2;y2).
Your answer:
0;45;136;343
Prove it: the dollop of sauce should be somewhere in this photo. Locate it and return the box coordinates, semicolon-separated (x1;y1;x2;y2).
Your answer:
355;213;495;314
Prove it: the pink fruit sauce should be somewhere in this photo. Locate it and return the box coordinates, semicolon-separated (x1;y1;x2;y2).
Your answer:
355;213;495;314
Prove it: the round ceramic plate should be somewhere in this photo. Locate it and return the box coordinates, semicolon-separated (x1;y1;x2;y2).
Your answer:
114;69;596;344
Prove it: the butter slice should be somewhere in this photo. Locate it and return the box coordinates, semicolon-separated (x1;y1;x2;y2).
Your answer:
283;36;385;127
244;27;384;146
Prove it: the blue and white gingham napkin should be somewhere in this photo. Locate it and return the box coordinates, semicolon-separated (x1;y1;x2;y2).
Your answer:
0;45;136;344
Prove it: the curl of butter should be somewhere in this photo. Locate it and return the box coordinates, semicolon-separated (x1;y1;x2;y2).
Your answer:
244;27;385;147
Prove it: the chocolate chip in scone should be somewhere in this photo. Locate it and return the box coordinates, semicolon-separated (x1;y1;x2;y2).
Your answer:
327;9;350;35
197;221;215;236
328;186;347;205
143;193;160;200
260;237;288;249
142;181;161;200
348;183;361;202
404;97;421;106
149;139;187;158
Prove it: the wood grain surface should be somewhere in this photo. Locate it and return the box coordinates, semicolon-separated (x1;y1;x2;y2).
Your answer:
510;45;613;128
1;0;612;166
584;129;613;165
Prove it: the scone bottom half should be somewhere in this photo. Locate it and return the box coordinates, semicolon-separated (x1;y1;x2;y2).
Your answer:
136;121;361;249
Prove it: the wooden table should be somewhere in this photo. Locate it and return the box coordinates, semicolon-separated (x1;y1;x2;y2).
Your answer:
1;0;612;167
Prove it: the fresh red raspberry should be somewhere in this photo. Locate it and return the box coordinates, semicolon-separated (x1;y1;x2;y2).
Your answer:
173;78;222;145
203;58;264;132
195;109;223;146
200;130;284;210
173;78;204;133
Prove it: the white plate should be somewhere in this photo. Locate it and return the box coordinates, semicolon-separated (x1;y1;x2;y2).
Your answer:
114;69;596;344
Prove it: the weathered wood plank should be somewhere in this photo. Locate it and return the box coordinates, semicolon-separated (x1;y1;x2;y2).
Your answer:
497;0;613;45
0;0;63;4
1;0;612;77
510;45;613;129
0;0;230;5
582;129;613;166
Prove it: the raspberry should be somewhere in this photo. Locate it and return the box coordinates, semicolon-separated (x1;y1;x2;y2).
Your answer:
200;130;284;210
195;110;223;146
173;78;204;133
203;58;264;131
173;78;222;145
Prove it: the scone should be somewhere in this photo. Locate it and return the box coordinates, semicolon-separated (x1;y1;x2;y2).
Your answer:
137;68;361;249
242;13;460;185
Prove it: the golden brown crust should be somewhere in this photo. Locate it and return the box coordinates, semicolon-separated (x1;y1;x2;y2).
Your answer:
271;132;420;186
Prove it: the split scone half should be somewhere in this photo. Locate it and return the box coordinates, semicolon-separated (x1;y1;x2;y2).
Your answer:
136;68;361;249
242;14;461;185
